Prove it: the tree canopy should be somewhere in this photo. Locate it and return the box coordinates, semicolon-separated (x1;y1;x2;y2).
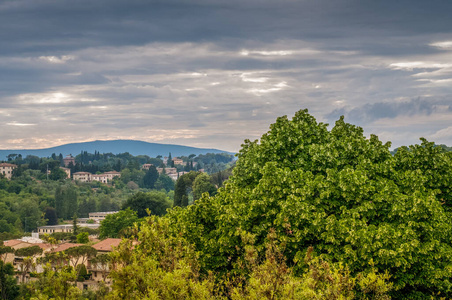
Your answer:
122;191;171;218
99;208;139;239
166;109;452;299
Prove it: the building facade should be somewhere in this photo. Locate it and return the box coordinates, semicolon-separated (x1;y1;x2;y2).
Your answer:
0;163;17;179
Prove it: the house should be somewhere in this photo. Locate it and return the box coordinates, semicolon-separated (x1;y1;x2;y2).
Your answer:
88;238;122;283
37;224;75;234
172;158;184;165
141;163;153;170
37;224;100;235
88;211;118;223
73;172;92;182
0;163;17;179
2;240;33;264
63;154;75;167
72;171;120;183
91;173;108;183
91;238;121;253
102;171;121;181
156;167;177;175
60;167;71;178
3;237;52;283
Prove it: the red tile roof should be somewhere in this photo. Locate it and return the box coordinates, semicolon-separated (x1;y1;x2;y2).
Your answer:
92;238;122;252
34;243;52;250
2;240;29;248
52;243;83;253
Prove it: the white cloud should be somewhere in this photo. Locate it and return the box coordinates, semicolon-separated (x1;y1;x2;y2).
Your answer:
38;55;74;64
240;50;293;56
432;126;452;139
248;81;288;95
429;41;452;50
240;73;268;83
18;92;74;104
239;48;320;57
389;62;451;70
6;122;35;126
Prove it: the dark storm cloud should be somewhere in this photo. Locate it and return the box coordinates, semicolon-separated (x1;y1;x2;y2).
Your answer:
2;0;452;55
1;0;452;151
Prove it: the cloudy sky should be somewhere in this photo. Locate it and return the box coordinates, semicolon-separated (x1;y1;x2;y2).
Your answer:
1;0;452;152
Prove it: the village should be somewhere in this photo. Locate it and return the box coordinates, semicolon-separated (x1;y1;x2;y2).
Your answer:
2;211;121;291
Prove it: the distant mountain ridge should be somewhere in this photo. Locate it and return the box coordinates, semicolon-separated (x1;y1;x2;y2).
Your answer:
0;140;234;160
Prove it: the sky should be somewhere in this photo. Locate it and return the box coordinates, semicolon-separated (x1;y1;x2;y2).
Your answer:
1;0;452;153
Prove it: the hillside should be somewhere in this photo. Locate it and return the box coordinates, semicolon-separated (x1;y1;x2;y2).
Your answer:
0;140;233;160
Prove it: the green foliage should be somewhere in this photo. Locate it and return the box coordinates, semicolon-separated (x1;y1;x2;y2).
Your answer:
76;264;88;281
77;232;90;243
107;216;218;300
0;246;14;262
174;171;203;207
394;138;452;212
155;174;175;192
165;109;452;299
26;264;81;299
72;214;79;235
45;231;76;243
55;184;78;220
122;191;171;218
194;153;235;174
14;245;43;257
99;208;139;239
0;261;19;300
192;173;217;201
49;166;67;181
143;165;159;189
66;246;97;279
106;217;392;300
44;207;58;225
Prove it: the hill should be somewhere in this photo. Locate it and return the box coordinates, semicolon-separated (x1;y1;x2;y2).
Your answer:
0;140;233;160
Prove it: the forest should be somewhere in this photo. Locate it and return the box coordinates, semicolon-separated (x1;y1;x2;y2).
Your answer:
2;109;452;299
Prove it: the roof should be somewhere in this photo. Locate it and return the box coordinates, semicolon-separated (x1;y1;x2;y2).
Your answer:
0;163;17;167
34;243;52;250
73;172;91;175
39;224;73;229
52;243;83;253
3;240;29;248
103;171;120;174
92;238;122;252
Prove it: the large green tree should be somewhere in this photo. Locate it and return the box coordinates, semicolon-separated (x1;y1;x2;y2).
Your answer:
174;171;201;207
192;173;216;201
155;174;175;192
122;191;171;218
143;165;159;189
167;109;452;299
99;208;139;239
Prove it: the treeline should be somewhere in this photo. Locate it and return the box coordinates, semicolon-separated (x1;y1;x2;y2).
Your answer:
5;151;235;176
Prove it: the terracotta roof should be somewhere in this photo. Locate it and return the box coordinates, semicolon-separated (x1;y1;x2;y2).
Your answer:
92;238;121;252
52;243;83;253
3;240;30;248
34;243;53;250
73;172;91;175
